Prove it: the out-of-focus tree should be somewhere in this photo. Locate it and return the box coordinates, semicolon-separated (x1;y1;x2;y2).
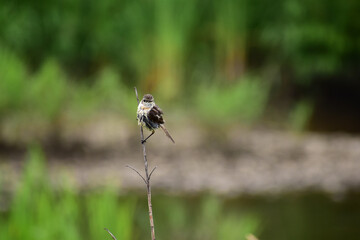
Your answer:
214;0;247;82
0;0;359;116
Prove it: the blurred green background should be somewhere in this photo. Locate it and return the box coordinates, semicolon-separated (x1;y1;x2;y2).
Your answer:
1;0;360;239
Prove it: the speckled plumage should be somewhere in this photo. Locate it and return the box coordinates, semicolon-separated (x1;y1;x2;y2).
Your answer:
137;94;175;143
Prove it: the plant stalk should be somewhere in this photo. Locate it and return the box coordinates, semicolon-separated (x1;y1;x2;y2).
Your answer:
135;87;156;240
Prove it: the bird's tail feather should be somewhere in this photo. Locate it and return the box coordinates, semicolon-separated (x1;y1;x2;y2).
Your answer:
160;125;175;143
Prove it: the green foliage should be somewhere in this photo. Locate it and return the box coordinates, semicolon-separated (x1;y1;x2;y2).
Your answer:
93;67;135;117
0;0;358;136
152;195;260;240
194;195;222;239
0;146;136;240
218;213;259;240
6;146;80;240
155;197;190;240
67;67;135;119
0;147;260;240
258;0;358;82
195;196;260;240
0;47;27;115
86;189;136;240
289;99;314;131
1;0;356;85
28;59;67;121
151;0;197;99
196;76;270;125
0;56;137;142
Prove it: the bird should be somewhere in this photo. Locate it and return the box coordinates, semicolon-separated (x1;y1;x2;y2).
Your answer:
137;94;175;144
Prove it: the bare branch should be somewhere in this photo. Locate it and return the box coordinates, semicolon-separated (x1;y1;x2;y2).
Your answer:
102;88;157;240
133;86;156;240
149;166;157;180
126;165;147;184
104;228;117;240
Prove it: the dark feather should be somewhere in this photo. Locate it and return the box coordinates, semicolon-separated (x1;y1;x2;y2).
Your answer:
148;106;165;124
144;117;158;130
154;105;163;114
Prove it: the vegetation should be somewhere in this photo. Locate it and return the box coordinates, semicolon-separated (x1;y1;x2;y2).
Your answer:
0;146;260;240
1;147;359;240
0;0;359;137
0;1;359;239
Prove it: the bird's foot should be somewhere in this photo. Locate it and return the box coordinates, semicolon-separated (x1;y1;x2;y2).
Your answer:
141;139;146;144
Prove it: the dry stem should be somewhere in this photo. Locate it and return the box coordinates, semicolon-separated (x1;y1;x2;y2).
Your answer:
106;87;157;240
134;86;157;240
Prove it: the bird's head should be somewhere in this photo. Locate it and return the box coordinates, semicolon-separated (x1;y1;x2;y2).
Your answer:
142;94;155;107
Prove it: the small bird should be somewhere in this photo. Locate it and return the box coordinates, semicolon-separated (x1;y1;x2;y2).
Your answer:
137;94;175;144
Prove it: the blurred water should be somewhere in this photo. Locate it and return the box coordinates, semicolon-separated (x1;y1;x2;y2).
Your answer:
139;191;360;240
227;192;360;240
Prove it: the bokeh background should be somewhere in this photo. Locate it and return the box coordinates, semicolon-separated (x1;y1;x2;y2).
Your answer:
1;0;360;239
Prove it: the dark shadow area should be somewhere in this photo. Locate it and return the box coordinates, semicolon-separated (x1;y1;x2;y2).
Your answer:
309;77;360;133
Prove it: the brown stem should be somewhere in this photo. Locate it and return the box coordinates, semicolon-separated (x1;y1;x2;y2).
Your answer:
135;87;156;240
105;88;156;240
126;165;147;184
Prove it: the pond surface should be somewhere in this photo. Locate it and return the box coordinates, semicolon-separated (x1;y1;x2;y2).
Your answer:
232;191;360;240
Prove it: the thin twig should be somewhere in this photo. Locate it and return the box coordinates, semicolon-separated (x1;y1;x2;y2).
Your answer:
104;228;117;240
104;88;157;240
134;86;156;240
126;165;147;184
149;166;157;180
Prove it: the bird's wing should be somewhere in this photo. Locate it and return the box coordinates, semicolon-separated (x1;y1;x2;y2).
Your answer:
148;105;165;124
154;105;163;114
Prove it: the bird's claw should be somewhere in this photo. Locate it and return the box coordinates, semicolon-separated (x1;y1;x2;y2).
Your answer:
141;140;146;144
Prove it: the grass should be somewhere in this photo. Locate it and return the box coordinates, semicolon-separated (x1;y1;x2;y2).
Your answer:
195;75;270;126
0;146;260;240
0;51;136;143
0;146;137;240
0;50;271;144
1;144;359;240
288;98;314;131
0;0;357;138
0;48;27;115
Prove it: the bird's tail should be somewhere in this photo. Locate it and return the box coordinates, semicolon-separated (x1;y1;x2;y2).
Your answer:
160;125;175;144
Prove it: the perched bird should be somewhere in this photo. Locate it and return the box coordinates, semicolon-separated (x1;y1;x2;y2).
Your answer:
137;94;175;144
